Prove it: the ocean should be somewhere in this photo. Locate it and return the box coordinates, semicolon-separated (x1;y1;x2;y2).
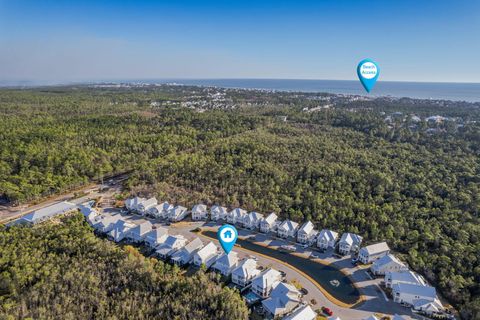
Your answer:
154;79;480;103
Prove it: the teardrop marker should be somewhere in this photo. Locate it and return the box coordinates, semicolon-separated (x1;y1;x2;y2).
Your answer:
218;224;238;254
357;59;380;93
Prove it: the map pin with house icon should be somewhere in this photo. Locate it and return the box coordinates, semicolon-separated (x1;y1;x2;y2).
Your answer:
218;224;238;254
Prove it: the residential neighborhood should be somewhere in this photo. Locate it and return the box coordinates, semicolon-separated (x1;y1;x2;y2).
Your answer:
7;194;455;320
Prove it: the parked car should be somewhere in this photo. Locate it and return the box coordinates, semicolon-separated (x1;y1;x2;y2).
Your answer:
300;288;309;295
321;306;333;316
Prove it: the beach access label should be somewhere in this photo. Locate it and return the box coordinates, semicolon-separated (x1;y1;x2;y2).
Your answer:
357;59;380;93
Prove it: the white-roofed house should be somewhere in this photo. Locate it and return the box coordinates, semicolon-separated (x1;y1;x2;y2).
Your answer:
260;212;278;233
147;201;173;218
338;232;363;255
243;211;264;230
358;241;390;264
78;204;100;225
136;197;157;215
283;304;317;320
297;221;317;244
392;282;437;306
125;221;153;243
144;227;169;248
168;205;188;222
210;205;228;221
251;268;282;298
370;254;407;276
277;220;299;238
170;238;204;266
262;282;301;318
191;204;208;220
231;258;261;287
212;252;240;276
17;201;77;225
108;219;136;242
413;299;444;315
227;208;247;224
193;241;219;269
317;229;338;250
94;214;123;233
155;234;188;259
125;196;145;212
385;271;426;288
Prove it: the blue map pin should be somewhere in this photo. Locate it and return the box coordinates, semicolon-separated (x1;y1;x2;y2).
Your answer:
357;59;380;93
218;224;238;254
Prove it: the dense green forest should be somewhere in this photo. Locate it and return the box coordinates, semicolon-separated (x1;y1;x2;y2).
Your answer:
0;86;479;318
0;213;248;319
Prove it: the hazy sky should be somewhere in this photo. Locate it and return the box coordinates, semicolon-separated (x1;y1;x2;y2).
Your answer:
1;0;479;83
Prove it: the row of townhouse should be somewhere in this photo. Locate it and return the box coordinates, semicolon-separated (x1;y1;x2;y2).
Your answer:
125;199;398;262
125;197;188;222
369;253;445;316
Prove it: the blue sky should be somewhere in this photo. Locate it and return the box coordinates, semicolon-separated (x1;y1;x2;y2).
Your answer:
1;0;479;83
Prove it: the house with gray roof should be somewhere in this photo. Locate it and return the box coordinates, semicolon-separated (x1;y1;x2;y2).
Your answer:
316;229;338;250
243;211;264;229
358;242;390;264
212;252;240;276
251;268;282;298
125;221;153;243
191;204;208;220
297;221;317;244
277;220;299;238
260;212;278;233
147;201;173;218
108;219;136;242
168;205;188;222
144;227;169;248
171;238;204;266
370;254;407;276
210;205;228;221
262;282;301;318
155;234;188;259
338;232;363;255
231;258;260;287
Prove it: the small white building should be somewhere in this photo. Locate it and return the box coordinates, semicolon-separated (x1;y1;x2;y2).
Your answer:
78;204;100;225
358;242;390;264
385;271;426;288
243;211;264;229
413;299;444;315
108;219;135;242
297;221;317;244
251;268;282;298
338;232;363;255
227;208;247;224
260;212;278;233
125;221;153;243
370;254;407;276
262;282;301;318
316;229;338;250
170;238;204;266
193;241;219;268
231;258;260;287
210;205;228;221
144;227;169;248
283;304;317;320
277;220;299;238
168;205;188;222
148;201;173;218
136;197;157;215
155;235;188;259
191;204;208;220
212;252;240;276
392;282;437;306
125;196;145;212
